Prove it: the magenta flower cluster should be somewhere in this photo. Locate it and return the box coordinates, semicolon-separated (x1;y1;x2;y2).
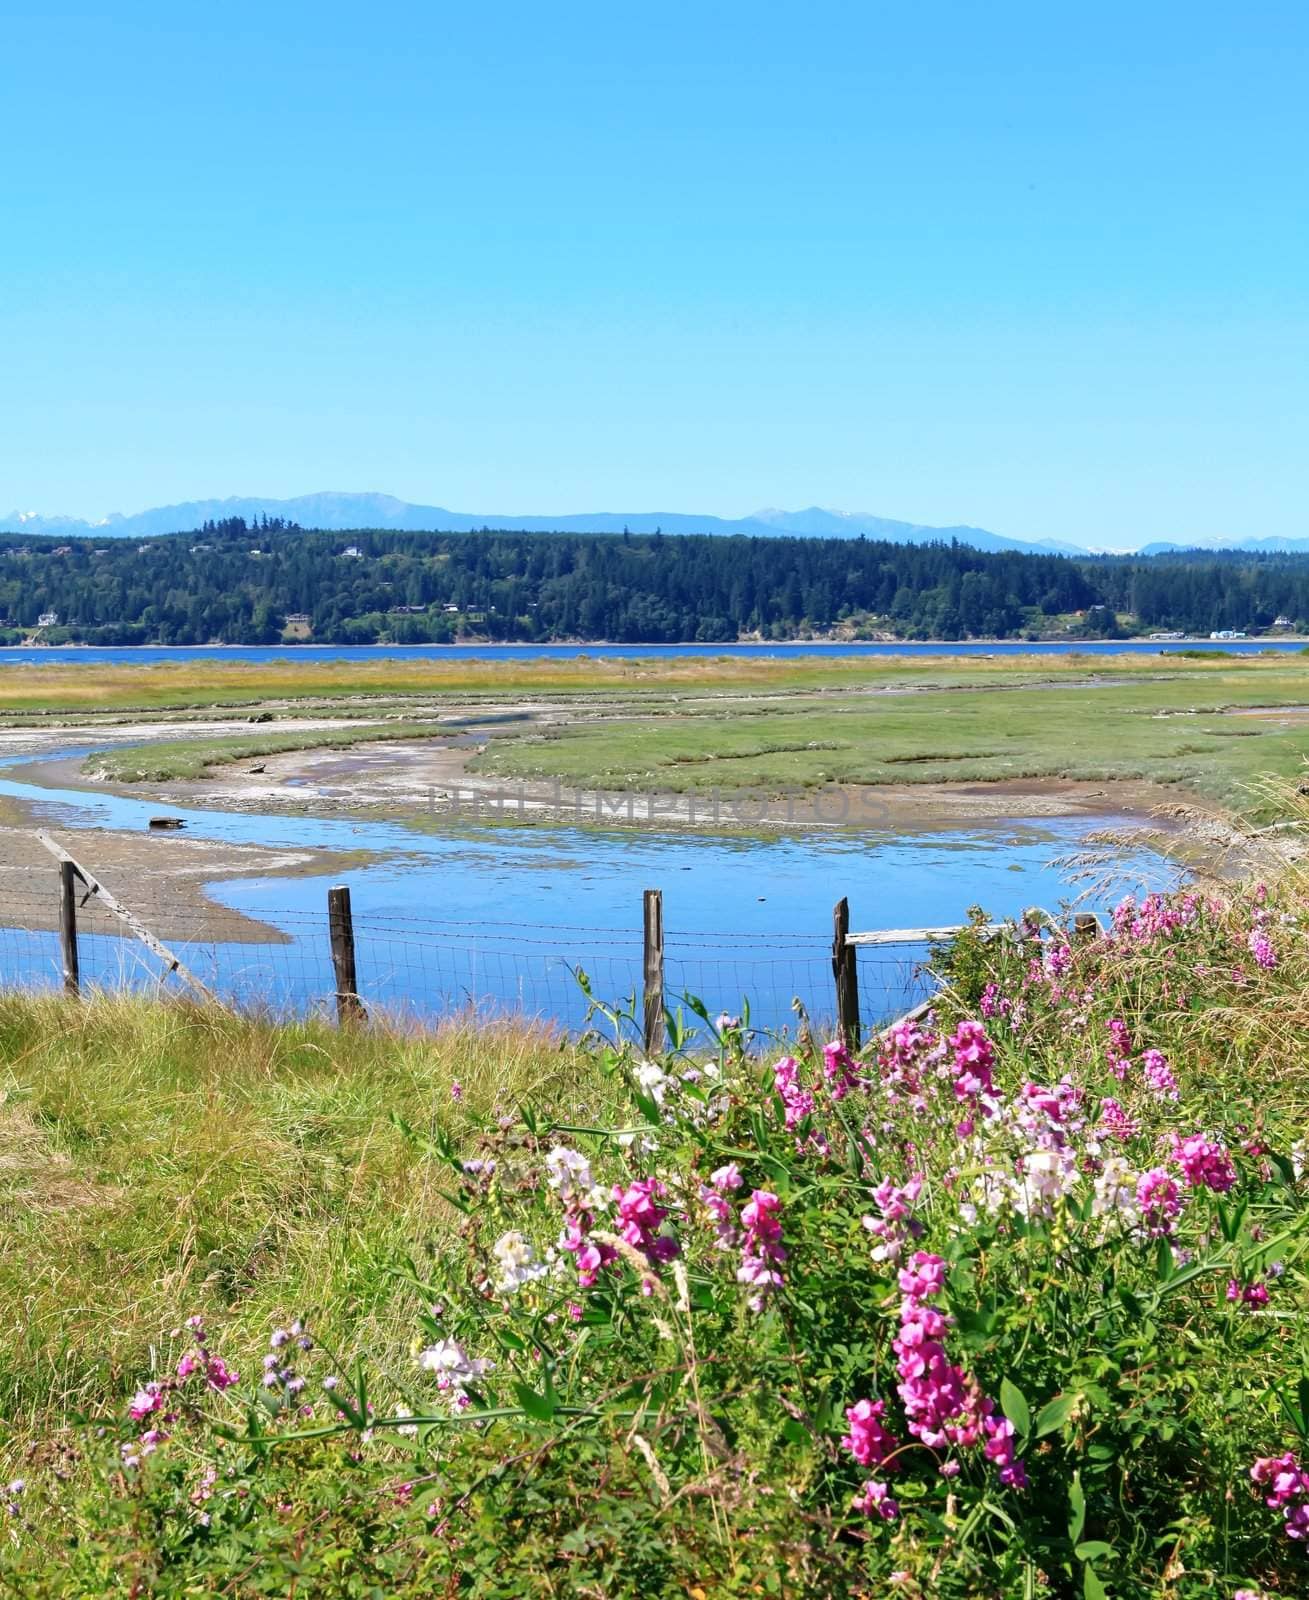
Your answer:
1112;891;1201;945
1135;1168;1183;1238
948;1020;996;1135
1097;1097;1139;1142
862;1174;925;1266
123;1315;238;1471
1141;1048;1180;1101
699;1162;743;1250
614;1177;680;1287
1250;1451;1309;1540
736;1189;786;1310
773;1054;816;1131
843;1245;1027;1514
1171;1132;1238;1194
822;1040;861;1102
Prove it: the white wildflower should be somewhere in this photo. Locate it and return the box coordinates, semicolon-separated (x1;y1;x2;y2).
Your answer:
417;1338;494;1410
545;1146;593;1202
1092;1156;1140;1224
635;1059;671;1105
492;1230;548;1293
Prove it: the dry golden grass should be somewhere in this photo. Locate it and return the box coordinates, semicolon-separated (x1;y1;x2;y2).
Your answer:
0;645;1285;715
0;995;618;1437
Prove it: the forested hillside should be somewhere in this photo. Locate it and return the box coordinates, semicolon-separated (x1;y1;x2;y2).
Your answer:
1;521;1307;644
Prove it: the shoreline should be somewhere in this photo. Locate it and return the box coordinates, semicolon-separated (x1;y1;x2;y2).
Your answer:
4;636;1309;655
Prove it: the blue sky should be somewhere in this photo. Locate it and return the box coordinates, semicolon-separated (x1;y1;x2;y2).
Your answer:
2;1;1306;547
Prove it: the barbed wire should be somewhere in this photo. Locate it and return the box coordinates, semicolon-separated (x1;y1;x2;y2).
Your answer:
0;887;939;1037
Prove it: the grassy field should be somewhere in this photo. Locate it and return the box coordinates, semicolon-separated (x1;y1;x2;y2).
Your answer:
0;998;614;1440
0;647;1287;716
0;652;954;714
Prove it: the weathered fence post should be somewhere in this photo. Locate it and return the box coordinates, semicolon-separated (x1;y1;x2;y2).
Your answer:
1074;912;1100;943
642;888;665;1056
832;896;860;1048
58;859;80;998
328;885;366;1025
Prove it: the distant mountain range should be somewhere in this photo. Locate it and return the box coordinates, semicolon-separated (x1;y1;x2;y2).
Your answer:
3;492;1306;556
1;493;1083;554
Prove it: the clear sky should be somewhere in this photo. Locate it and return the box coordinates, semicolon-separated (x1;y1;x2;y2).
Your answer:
2;1;1306;547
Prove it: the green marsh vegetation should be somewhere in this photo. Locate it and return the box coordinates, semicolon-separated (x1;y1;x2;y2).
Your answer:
9;649;1301;819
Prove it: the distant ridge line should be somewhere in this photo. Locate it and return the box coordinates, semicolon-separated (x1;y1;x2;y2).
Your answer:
4;492;1304;556
1;493;1082;556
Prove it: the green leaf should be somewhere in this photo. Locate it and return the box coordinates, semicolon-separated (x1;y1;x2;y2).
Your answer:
1068;1470;1087;1544
1217;1197;1247;1242
1075;1541;1113;1561
1083;1567;1108;1600
1153;1237;1175;1283
1035;1392;1080;1438
512;1381;556;1422
1000;1377;1031;1439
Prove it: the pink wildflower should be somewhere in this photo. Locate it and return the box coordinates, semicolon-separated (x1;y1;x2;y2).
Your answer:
822;1040;861;1102
613;1177;679;1270
737;1189;786;1310
1106;1017;1132;1081
1097;1098;1140;1142
979;982;1010;1020
1250;1451;1309;1540
842;1398;900;1469
773;1055;816;1131
982;1414;1029;1489
129;1384;162;1421
862;1174;925;1265
1248;929;1278;970
205;1357;239;1391
948;1021;995;1102
1172;1132;1237;1194
1136;1167;1183;1237
1142;1048;1180;1101
852;1478;900;1520
699;1166;741;1249
1227;1280;1270;1308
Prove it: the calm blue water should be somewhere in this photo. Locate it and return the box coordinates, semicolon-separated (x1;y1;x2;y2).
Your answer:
0;746;1176;1038
0;639;1303;668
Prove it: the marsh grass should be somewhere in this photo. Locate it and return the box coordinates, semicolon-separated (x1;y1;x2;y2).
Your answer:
86;719;452;782
11;652;1309;818
475;663;1309;817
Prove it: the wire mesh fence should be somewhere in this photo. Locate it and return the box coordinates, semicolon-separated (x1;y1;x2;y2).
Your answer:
0;881;941;1043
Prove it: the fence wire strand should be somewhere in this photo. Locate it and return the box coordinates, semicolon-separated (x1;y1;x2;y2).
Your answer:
0;885;941;1039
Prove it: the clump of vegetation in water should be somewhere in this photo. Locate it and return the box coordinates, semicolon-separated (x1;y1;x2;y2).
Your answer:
2;883;1308;1597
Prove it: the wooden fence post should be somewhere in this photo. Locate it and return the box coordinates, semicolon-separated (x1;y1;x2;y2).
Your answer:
642;888;665;1056
328;885;366;1025
1074;912;1100;943
832;896;860;1048
58;859;80;998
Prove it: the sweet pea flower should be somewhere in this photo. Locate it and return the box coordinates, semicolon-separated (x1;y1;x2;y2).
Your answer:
852;1479;900;1520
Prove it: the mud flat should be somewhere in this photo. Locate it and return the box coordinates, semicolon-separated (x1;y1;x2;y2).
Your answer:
0;810;369;944
9;725;1195;838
